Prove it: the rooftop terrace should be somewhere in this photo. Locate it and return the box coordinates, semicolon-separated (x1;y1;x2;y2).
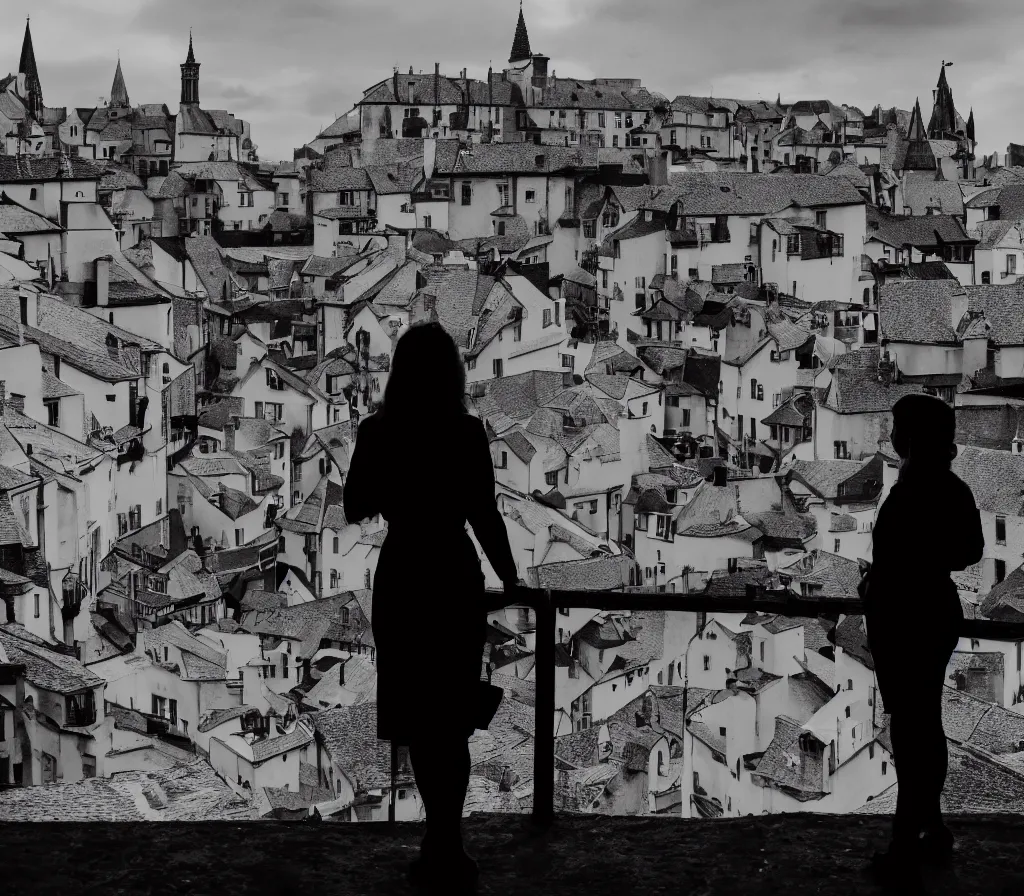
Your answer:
4;813;1024;895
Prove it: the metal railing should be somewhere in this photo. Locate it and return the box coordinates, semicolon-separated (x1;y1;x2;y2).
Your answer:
460;587;1024;829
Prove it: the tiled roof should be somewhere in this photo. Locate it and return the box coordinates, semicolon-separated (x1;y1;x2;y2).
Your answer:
833;615;873;670
752;715;825;796
953;446;1024;516
787;458;875;499
0;155;104;182
435;144;598;176
0;626;104;694
198;705;258;733
965;284;1024;346
0;195;61;233
783;551;863;598
314;703;391;790
309;166;373;193
865;206;971;248
955;404;1024;451
535;555;628;591
823;363;923;414
878;280;961;343
251;722;314;763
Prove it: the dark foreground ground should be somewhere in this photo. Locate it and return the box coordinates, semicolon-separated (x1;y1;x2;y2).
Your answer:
3;813;1024;896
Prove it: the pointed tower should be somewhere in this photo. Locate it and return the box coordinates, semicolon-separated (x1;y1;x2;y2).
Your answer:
904;98;936;172
110;58;129;109
180;32;200;105
928;64;957;138
967;107;975;143
19;17;43;118
509;5;532;64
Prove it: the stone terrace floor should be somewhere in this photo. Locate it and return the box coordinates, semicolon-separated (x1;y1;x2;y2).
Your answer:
4;813;1024;895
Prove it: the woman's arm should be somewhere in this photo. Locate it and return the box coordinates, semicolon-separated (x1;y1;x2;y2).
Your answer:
467;417;519;585
342;417;379;523
945;481;985;571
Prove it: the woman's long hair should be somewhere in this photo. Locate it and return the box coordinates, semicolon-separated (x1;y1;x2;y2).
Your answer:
378;322;466;424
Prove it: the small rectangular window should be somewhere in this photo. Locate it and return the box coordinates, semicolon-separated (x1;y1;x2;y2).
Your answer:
997;515;1007;545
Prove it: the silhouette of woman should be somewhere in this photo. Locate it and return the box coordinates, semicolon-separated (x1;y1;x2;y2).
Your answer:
863;393;983;890
343;321;520;891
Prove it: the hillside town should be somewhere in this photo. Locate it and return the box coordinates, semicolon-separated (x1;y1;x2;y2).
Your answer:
2;14;1024;825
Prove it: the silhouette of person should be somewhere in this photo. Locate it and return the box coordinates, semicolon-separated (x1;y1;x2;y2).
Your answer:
863;393;983;889
343;321;520;892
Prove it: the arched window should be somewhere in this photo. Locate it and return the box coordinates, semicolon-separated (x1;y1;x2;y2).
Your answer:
771;239;777;262
862;287;870;304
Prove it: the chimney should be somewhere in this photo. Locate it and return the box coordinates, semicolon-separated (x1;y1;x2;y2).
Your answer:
387;233;407;265
434;62;440;111
950;286;968;333
8;394;24;413
96;257;110;307
224;419;237;451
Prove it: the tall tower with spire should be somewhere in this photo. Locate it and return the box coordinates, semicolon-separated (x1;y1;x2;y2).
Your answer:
19;17;43;118
927;64;957;139
180;32;200;105
110;58;130;109
509;4;532;64
504;4;549;99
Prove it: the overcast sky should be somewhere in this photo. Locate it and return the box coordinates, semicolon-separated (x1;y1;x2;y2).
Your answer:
5;0;1022;162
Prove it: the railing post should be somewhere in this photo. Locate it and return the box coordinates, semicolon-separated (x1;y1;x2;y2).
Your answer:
532;588;556;829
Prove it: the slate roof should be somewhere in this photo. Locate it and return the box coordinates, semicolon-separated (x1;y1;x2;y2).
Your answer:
866;206;972;247
250;722;315;763
434;144;598;176
752;715;825;796
0;155;104;182
953;446;1024;516
823;358;923;414
0;627;104;694
965;284;1024;346
314;703;391;790
308;166;373;193
0;759;257;821
955;405;1024;451
0;194;62;233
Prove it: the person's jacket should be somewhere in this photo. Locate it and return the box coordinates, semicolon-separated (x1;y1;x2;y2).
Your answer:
864;465;984;617
342;409;519;585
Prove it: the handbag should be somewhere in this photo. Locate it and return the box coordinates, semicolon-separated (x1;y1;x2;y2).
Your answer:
475;669;504;731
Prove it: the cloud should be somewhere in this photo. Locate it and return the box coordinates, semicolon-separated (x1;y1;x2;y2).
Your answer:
1;0;1021;160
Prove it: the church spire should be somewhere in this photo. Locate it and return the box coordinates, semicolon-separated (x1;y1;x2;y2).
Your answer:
19;16;43;117
928;63;957;139
110;58;129;108
907;97;927;142
180;32;201;105
509;4;532;64
967;107;975;143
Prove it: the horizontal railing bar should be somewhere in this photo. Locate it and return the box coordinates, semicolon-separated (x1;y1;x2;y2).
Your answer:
485;588;1024;641
480;587;1024;829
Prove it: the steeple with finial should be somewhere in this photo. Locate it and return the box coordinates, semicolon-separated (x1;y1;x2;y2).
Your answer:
110;57;129;109
180;30;201;105
19;16;44;118
928;62;957;139
509;2;532;64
